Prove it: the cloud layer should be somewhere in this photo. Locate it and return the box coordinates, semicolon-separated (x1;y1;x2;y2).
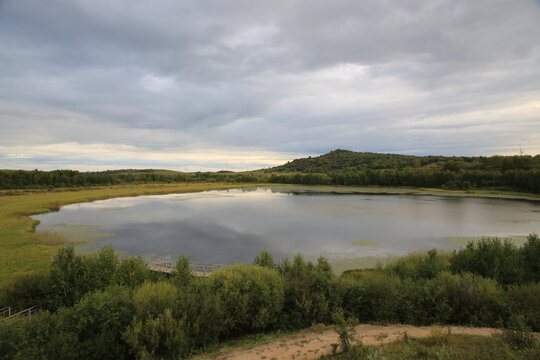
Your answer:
1;0;539;170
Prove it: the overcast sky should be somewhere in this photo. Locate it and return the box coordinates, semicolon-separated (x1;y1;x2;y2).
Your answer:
1;0;539;171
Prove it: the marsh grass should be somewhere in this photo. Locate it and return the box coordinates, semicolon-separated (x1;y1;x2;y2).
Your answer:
29;231;76;246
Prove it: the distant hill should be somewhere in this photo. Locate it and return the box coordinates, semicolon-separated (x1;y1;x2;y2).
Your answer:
267;149;540;173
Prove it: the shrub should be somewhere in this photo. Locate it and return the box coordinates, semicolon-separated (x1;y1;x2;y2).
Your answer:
520;233;540;283
0;271;48;309
47;245;120;309
278;255;337;329
132;281;180;319
506;282;540;331
346;272;407;323
210;264;284;335
114;256;149;288
48;245;86;308
450;238;524;285
335;277;365;320
124;309;189;360
70;286;134;359
171;255;193;288
384;249;449;280
0;310;80;360
331;308;358;354
253;250;275;269
422;272;505;327
178;280;224;347
503;314;538;350
81;246;118;292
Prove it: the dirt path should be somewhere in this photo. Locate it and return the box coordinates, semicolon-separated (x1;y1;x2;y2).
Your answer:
198;324;502;360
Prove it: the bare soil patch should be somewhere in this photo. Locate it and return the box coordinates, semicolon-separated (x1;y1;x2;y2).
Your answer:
197;324;502;360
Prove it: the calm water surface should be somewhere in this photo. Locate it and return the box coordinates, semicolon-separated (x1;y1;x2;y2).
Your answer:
32;186;540;263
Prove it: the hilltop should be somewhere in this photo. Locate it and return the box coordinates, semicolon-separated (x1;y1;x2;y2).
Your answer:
266;149;540;173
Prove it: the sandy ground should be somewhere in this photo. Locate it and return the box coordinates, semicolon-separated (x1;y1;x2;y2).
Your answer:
197;324;502;360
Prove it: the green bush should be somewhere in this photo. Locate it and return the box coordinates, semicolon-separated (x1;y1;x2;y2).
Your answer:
0;271;48;309
450;238;524;285
210;264;284;335
171;255;193;288
81;246;118;292
114;256;149;288
178;280;224;347
503;314;538;350
343;272;408;323
253;250;275;269
47;245;120;309
421;272;505;327
48;245;86;308
506;282;540;331
124;308;189;360
384;249;450;280
0;310;80;360
132;281;180;319
335;277;365;320
520;233;540;283
69;286;134;359
278;255;337;328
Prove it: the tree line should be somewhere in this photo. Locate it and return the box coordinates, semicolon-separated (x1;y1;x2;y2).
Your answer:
0;169;259;189
268;168;540;193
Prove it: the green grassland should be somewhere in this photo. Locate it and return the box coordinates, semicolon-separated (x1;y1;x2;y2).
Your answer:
0;183;261;284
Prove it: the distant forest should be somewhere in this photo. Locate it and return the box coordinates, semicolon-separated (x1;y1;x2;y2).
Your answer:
0;169;258;190
266;150;540;194
2;149;540;194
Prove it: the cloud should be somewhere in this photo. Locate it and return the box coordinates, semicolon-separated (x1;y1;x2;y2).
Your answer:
0;0;539;170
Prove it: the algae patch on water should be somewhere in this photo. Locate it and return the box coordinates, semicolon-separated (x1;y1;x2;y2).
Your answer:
40;224;114;243
350;240;379;246
442;235;528;246
329;256;397;275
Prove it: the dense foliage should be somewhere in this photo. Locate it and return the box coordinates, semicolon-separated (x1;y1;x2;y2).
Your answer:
0;169;258;189
0;234;539;359
267;150;540;193
3;150;540;194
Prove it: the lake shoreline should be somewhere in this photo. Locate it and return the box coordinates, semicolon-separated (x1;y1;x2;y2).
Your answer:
3;182;539;283
267;184;540;202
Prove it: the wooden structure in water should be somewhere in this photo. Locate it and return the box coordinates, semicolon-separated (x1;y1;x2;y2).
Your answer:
142;255;228;277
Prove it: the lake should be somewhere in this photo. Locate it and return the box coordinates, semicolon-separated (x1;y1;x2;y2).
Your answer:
32;186;540;267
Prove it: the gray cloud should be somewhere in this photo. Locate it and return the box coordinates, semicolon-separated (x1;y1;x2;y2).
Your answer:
1;0;539;170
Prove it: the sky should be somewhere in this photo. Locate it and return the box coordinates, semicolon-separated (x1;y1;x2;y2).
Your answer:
1;0;539;171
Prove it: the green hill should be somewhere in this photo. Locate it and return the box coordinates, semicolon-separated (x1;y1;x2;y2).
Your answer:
262;149;540;193
268;149;540;173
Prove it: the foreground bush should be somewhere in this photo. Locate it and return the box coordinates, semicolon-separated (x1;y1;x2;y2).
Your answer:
1;238;539;360
124;308;189;360
0;271;47;310
113;256;149;288
210;264;284;334
132;281;179;319
278;255;337;329
506;282;540;331
420;272;506;327
383;249;450;280
450;237;527;285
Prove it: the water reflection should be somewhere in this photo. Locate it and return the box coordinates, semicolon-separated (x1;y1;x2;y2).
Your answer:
32;186;540;264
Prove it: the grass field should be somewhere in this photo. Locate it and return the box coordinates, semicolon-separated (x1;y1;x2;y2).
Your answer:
0;183;260;284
